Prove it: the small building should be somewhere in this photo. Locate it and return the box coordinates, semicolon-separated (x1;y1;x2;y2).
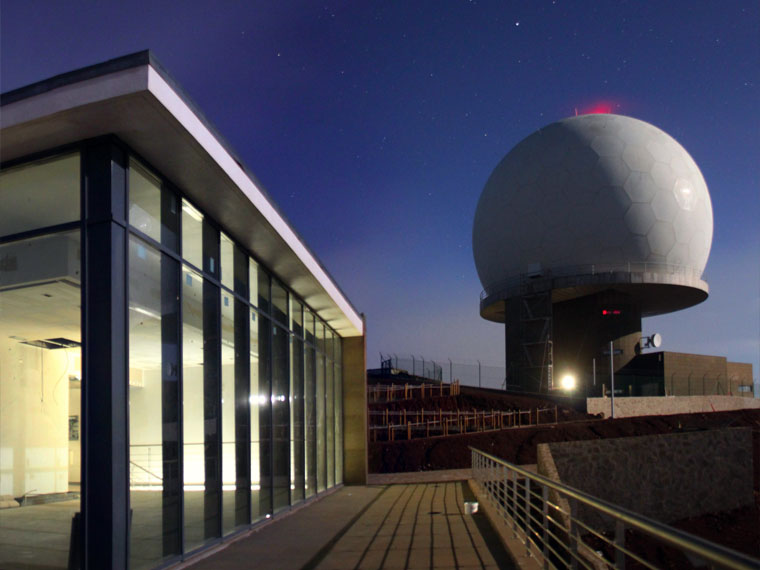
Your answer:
0;51;367;569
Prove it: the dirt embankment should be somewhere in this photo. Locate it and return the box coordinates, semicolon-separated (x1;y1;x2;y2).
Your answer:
369;408;760;485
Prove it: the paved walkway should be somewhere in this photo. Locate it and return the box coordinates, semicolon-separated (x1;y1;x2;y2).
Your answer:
184;482;514;570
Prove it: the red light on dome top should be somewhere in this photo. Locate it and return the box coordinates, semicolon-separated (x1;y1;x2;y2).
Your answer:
601;309;622;316
576;101;616;115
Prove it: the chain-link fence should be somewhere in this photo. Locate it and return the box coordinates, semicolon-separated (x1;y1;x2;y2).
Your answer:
379;353;506;389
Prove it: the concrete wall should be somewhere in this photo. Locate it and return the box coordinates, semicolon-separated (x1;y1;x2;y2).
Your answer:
537;428;754;528
587;395;760;418
342;331;367;484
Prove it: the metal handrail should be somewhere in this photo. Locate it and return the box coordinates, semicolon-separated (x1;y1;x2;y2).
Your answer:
480;261;706;301
470;447;759;570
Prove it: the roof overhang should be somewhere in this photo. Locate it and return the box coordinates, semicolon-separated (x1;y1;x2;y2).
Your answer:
1;52;363;337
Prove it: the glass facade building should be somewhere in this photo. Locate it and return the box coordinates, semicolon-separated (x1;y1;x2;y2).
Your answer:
0;52;366;569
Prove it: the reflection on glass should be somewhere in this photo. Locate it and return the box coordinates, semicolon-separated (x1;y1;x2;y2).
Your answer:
0;231;81;569
128;159;161;242
181;200;203;269
0;153;79;236
128;236;181;568
220;233;234;290
304;345;316;498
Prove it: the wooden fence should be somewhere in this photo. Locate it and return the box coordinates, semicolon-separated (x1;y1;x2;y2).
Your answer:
367;380;460;402
368;406;558;442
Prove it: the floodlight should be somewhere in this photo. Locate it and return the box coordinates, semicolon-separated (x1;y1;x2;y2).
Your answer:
560;374;576;391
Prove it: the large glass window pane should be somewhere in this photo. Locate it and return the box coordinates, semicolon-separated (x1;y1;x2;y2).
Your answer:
249;309;263;521
0;231;81;569
326;342;335;489
304;345;316;499
202;220;219;279
257;268;270;315
290;298;303;338
181;200;203;269
316;350;326;493
233;299;250;528
290;336;305;503
0;153;79;236
335;358;343;486
221;289;236;534
257;314;273;517
128;159;161;242
182;266;221;549
220;233;234;291
128;236;181;568
248;258;259;307
271;281;287;326
272;324;290;511
304;309;315;345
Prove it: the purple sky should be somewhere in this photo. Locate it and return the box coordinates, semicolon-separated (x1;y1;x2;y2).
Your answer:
2;1;758;388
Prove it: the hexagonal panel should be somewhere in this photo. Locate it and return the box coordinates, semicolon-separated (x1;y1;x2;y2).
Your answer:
623;171;657;203
673;178;698;211
645;140;672;163
651;186;679;222
622;144;655;172
670;155;691;178
596;184;631;215
667;242;690;267
647;221;676;256
650;161;676;193
622;235;650;261
624;203;656;235
562;143;598;174
593;156;630;187
591;134;625;157
673;210;696;244
689;230;710;265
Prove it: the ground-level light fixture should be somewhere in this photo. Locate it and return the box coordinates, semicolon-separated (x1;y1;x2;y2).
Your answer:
560;374;576;391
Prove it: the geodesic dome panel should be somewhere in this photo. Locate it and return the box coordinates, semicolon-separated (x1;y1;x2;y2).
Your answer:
472;114;713;292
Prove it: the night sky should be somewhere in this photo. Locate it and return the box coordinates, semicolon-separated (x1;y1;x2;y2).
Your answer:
2;1;758;388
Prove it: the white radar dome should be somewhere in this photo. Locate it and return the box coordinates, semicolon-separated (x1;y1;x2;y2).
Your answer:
473;114;713;294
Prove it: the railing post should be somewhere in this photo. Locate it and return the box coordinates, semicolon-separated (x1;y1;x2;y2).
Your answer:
542;485;549;568
615;519;626;569
525;477;532;558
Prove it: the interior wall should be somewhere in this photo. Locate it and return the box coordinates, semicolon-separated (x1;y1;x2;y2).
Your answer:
68;378;81;484
0;337;73;497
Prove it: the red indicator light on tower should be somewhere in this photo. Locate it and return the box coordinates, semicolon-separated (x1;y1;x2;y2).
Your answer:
601;309;622;316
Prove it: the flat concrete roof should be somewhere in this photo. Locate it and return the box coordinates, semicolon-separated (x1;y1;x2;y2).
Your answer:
0;51;363;337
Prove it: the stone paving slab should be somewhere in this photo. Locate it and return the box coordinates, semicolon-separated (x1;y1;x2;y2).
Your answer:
182;482;515;570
